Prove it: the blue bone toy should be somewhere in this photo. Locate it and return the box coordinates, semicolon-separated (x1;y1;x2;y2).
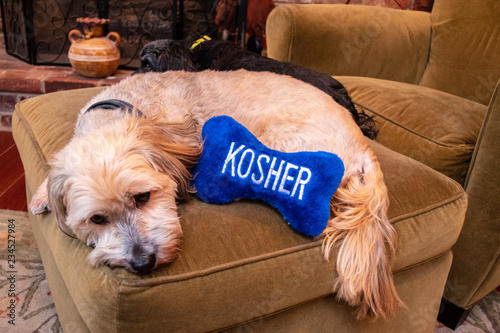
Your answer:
192;116;345;237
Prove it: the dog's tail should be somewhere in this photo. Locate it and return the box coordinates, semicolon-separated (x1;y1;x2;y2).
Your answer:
321;152;402;319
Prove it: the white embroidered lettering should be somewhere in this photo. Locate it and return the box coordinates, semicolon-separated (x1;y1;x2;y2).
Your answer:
252;154;270;184
237;148;255;179
221;143;312;200
264;158;285;191
291;167;312;200
222;142;245;176
279;162;299;195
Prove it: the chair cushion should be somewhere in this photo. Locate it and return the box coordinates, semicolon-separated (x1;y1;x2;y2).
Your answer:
418;0;500;105
339;76;487;185
13;87;466;332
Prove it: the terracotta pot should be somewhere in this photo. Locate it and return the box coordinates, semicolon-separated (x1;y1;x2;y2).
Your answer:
68;18;120;78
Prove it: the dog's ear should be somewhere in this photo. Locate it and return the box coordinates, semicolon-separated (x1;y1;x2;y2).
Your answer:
47;167;70;229
30;172;76;237
157;40;197;72
130;116;202;199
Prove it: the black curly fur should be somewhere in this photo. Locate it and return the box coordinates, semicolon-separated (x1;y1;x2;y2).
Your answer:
135;39;377;139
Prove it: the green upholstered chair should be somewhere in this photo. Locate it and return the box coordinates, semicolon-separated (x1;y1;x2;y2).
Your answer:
267;0;500;328
15;1;496;331
15;86;467;332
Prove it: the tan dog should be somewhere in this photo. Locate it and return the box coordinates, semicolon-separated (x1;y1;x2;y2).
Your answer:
29;70;401;319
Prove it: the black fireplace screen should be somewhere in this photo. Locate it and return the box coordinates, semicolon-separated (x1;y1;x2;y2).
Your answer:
0;0;218;68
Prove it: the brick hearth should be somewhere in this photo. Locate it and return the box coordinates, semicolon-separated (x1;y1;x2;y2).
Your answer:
0;32;133;130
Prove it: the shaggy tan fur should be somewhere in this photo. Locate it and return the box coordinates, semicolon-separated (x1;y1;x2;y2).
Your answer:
30;70;401;319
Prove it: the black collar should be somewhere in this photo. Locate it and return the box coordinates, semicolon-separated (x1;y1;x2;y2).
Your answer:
85;99;144;118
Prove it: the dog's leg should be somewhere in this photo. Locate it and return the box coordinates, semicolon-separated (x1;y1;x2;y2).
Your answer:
29;177;50;214
259;128;401;319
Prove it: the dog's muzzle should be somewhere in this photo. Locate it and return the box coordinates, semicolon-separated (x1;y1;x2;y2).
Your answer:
130;251;156;274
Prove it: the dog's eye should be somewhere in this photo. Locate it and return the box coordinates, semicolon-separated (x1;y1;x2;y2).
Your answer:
90;214;107;225
140;59;152;71
134;192;151;208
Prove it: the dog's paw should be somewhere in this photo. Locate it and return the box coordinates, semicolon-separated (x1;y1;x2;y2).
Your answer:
29;178;50;215
29;193;50;214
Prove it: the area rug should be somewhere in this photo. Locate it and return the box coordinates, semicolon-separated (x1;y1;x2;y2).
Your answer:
0;210;61;332
0;209;498;332
434;287;500;333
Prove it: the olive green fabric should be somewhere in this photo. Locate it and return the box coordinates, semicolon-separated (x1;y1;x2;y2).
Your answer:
13;87;467;331
337;76;487;185
267;2;500;106
26;204;454;333
444;81;500;308
266;4;431;84
419;0;500;105
223;252;453;333
267;0;500;310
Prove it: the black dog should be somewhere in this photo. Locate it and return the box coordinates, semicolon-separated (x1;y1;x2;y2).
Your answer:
136;38;376;139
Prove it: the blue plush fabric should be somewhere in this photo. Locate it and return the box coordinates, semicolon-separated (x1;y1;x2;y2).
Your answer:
192;116;345;237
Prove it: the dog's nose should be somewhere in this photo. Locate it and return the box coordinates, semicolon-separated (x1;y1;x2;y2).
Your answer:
130;254;156;274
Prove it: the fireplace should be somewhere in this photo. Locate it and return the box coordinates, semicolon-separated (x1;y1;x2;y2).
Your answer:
0;0;218;69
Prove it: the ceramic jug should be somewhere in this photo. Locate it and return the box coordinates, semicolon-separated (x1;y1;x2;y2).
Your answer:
68;18;120;78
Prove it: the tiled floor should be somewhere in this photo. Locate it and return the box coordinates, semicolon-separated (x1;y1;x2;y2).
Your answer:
0;130;27;211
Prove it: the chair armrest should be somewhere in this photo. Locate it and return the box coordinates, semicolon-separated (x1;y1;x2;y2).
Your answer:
446;80;500;307
465;80;500;189
266;4;431;84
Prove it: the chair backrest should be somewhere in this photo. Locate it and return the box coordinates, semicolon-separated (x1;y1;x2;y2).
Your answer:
419;0;500;105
